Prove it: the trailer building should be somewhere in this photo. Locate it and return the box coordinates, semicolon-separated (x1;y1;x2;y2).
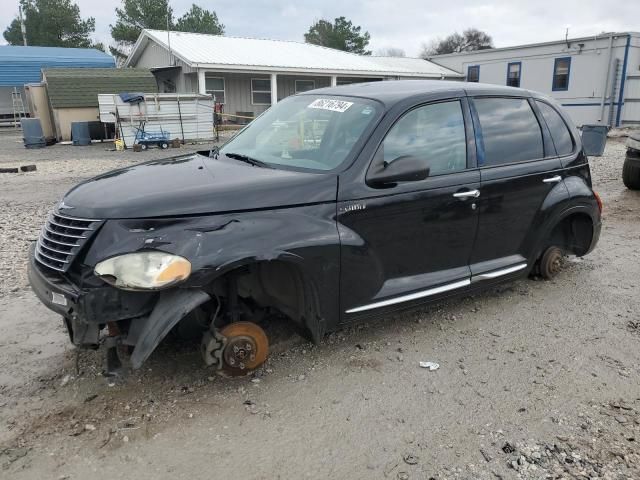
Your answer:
429;32;640;127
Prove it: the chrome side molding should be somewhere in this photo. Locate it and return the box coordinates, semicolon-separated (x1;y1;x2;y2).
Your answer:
472;263;527;282
346;263;528;314
346;278;471;314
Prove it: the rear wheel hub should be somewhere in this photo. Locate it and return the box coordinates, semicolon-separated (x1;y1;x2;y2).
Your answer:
540;246;564;280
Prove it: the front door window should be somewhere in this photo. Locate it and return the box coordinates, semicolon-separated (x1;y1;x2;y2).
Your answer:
371;100;467;178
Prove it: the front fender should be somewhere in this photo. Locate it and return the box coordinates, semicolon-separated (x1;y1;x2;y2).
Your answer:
128;289;211;369
83;203;341;335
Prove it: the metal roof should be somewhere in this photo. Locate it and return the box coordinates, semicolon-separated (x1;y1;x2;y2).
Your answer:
43;68;157;109
0;45;115;87
126;30;462;78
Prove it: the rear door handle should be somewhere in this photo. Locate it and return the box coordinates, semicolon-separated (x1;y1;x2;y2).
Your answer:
543;175;562;183
453;189;480;199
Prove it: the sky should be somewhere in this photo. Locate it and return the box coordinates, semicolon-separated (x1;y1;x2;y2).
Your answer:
1;0;639;55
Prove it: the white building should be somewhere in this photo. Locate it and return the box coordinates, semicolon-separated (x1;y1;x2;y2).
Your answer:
125;29;462;122
429;32;640;127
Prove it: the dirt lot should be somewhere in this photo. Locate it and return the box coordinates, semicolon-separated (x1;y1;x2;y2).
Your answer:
1;130;639;479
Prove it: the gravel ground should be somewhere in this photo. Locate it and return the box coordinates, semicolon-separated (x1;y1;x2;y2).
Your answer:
0;131;639;479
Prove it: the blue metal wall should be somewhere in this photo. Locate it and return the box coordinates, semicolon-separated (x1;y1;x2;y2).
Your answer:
0;46;115;87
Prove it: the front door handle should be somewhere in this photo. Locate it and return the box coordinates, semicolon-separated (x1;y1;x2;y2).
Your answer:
543;175;562;183
453;189;480;199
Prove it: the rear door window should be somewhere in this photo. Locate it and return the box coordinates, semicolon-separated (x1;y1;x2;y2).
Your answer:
377;100;467;176
473;97;544;166
535;100;574;156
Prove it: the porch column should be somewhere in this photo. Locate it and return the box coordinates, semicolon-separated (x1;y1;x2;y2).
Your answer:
330;75;338;87
270;73;278;105
198;69;206;95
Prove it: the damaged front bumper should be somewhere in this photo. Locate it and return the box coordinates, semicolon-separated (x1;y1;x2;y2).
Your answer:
27;244;210;368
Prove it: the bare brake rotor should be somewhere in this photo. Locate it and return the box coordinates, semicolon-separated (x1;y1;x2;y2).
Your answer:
202;322;269;376
539;246;564;280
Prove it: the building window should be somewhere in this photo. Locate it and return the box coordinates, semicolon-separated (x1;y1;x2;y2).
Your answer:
552;57;571;91
251;78;271;105
205;76;225;103
467;65;480;83
295;79;316;93
506;62;521;88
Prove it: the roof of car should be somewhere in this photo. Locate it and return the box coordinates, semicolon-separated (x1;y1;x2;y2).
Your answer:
307;80;530;106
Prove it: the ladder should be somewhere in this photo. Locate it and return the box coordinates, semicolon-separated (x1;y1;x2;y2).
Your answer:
11;87;26;128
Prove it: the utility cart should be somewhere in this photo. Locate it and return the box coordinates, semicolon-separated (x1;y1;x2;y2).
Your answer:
134;122;170;150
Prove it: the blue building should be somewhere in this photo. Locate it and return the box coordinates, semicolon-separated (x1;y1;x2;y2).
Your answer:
0;45;114;117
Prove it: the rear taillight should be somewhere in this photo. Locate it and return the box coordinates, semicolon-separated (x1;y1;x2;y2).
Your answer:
594;191;603;214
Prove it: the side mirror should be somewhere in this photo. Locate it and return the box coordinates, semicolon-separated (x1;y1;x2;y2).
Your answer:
581;125;608;157
368;155;429;187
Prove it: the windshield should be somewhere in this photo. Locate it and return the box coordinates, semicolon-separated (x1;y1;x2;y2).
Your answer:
220;95;382;171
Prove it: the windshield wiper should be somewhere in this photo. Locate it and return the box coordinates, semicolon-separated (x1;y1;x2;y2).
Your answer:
224;152;272;168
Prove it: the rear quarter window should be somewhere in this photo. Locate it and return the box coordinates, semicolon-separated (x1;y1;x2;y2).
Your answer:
474;97;544;166
535;100;574;156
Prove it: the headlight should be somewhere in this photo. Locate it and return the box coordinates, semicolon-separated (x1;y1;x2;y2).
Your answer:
94;252;191;290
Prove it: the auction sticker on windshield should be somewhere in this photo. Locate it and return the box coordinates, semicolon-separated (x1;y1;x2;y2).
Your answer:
308;98;354;113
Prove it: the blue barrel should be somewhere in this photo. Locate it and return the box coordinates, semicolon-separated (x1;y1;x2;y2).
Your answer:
581;125;608;156
20;118;46;149
71;122;91;146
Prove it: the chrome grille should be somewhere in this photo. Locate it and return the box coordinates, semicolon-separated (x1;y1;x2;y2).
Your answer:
35;212;102;272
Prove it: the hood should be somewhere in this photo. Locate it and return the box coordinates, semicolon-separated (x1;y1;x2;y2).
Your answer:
61;154;338;219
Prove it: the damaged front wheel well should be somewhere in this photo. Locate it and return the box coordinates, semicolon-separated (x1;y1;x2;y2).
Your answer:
209;261;324;343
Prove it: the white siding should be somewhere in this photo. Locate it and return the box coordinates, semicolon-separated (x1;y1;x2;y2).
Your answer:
620;38;640;125
623;75;640;125
184;73;198;93
432;34;640;126
208;72;270;118
276;75;332;100
136;43;171;68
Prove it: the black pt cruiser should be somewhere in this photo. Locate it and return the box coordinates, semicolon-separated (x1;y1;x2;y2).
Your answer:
28;80;603;375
